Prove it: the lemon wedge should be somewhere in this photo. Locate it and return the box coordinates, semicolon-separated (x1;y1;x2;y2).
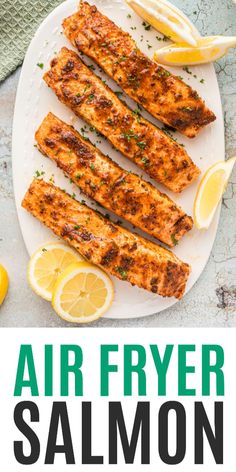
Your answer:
194;157;236;229
126;0;199;46
52;262;114;323
28;242;84;301
154;36;236;66
0;264;9;306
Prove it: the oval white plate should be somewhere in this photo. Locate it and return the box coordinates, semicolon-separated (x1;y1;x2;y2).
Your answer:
12;0;224;319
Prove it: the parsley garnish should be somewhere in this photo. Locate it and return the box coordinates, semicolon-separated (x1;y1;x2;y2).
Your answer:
141;157;149;167
137;141;146;150
37;63;44;69
142;21;151;31
171;234;178;246
183;66;192;75
34;170;45;178
116;266;128;280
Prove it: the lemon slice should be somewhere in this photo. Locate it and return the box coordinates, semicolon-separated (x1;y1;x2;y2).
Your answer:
194;157;236;230
126;0;199;46
28;242;84;301
52;262;114;323
154;36;236;66
0;264;9;306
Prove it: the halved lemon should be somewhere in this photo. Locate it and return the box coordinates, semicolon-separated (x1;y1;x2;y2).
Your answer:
28;242;84;301
194;157;236;230
154;36;236;66
52;262;114;323
0;264;9;306
126;0;199;46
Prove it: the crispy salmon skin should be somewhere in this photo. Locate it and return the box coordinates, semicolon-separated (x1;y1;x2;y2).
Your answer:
36;112;193;247
22;179;191;299
63;1;216;138
44;47;200;192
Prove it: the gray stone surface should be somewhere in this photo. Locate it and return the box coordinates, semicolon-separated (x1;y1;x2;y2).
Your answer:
0;0;235;327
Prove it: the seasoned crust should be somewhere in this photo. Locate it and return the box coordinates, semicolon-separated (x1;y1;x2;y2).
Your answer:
22;179;191;299
63;1;216;138
43;47;200;192
36;112;193;247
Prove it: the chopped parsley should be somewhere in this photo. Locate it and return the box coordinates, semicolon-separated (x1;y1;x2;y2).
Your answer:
114;91;123;97
88;64;96;71
141;156;149;166
127;13;132;18
90;163;95;171
87;94;95;102
200;78;205;84
74;225;80;230
34;170;45;178
137;141;146;150
181;106;193;112
115;56;127;64
116;266;128;280
171;234;178;246
132;108;142;122
121;130;138;142
37;63;44;69
142;21;151;31
183;66;192;75
107;118;114;125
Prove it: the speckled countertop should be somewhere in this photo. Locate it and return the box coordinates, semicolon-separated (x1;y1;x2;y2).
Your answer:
0;0;235;327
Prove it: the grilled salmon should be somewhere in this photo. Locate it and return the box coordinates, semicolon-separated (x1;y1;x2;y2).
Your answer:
63;1;216;138
36;113;193;247
44;48;200;192
22;179;191;298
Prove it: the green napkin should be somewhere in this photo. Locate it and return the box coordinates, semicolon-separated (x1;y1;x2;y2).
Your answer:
0;0;63;82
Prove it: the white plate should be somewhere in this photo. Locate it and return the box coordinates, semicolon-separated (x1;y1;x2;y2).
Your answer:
12;0;224;319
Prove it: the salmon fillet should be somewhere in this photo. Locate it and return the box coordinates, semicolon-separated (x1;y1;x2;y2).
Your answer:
36;112;193;247
63;1;216;138
44;48;200;192
22;179;191;298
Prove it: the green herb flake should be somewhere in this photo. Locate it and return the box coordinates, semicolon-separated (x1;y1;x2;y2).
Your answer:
115;56;127;64
114;91;123;97
90;163;95;171
74;225;80;230
107;118;114;125
142;21;151;31
181;106;194;112
34;170;45;178
171;234;178;246
141;156;150;166
137;141;146;150
183;66;192;75
37;63;44;69
116;266;128;280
